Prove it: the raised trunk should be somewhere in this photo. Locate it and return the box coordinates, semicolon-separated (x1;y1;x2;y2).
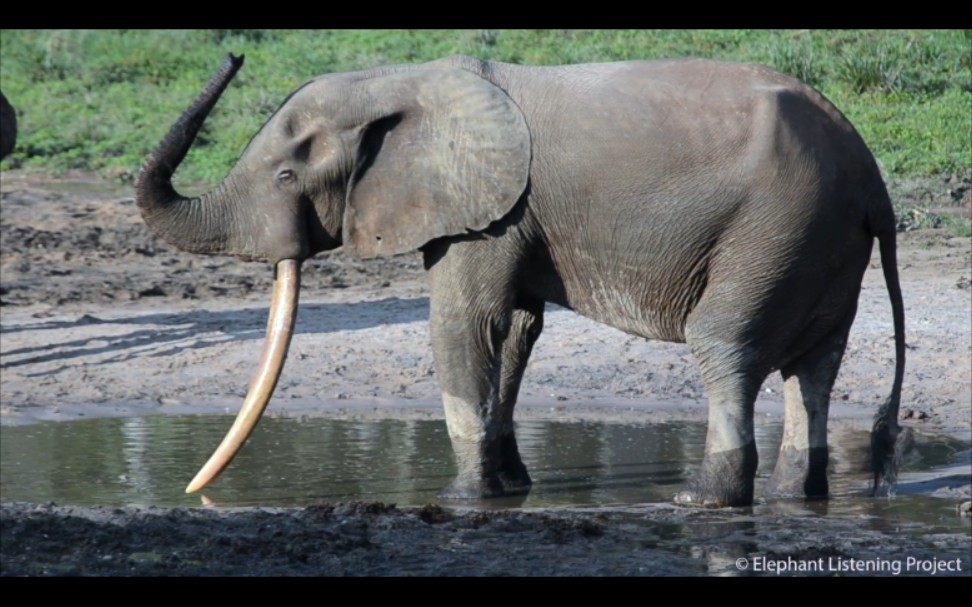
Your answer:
135;54;305;493
135;54;245;255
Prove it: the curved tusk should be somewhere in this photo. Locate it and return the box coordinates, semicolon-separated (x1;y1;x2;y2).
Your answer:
186;259;301;493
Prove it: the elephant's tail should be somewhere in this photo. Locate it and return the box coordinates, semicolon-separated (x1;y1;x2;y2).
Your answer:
869;199;907;496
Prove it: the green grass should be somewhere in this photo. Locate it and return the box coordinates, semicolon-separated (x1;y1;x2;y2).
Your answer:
1;29;969;194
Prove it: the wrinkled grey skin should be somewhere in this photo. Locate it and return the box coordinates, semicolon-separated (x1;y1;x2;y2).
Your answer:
0;91;16;160
136;54;906;507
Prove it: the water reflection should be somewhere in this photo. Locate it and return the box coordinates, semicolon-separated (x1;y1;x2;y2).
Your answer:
1;414;968;525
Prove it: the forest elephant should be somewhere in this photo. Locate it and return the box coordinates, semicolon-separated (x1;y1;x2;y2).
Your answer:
135;54;906;507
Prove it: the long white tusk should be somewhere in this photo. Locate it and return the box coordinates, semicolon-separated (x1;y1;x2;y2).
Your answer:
185;259;301;493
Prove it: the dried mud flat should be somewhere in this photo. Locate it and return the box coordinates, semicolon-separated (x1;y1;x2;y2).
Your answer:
1;170;970;576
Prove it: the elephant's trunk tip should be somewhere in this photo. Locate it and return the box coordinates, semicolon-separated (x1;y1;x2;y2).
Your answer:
226;53;246;71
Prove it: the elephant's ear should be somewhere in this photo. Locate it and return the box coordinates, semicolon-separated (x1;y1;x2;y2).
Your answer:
344;68;531;258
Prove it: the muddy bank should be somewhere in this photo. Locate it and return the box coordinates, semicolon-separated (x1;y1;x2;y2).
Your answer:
2;500;970;576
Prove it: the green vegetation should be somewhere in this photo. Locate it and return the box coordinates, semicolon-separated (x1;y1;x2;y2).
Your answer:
1;30;969;202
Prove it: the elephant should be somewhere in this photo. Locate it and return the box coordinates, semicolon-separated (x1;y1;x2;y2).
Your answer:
1;90;16;160
135;53;906;507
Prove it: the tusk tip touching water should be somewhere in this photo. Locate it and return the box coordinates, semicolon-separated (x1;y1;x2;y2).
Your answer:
184;260;301;493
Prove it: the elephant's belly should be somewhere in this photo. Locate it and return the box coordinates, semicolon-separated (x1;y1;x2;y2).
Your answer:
527;227;710;344
560;277;690;344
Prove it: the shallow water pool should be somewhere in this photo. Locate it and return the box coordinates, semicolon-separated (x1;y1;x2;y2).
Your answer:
2;414;968;529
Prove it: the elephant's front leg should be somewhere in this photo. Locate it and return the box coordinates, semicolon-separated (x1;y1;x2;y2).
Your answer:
492;299;545;492
427;262;539;500
430;304;541;499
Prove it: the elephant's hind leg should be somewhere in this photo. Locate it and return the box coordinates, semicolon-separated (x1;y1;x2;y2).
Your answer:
674;358;763;507
678;296;773;507
765;309;856;500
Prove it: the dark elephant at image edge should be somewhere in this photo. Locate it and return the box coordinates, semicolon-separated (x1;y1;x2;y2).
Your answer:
134;54;907;508
0;90;16;160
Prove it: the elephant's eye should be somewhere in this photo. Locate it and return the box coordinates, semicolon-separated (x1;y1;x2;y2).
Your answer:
277;169;296;184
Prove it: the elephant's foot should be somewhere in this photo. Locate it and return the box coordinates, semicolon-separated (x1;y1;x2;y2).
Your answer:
764;446;829;500
440;432;532;500
675;442;758;508
439;448;532;501
438;474;532;501
438;468;533;501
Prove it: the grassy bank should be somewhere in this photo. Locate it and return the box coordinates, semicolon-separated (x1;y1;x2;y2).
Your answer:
1;30;969;195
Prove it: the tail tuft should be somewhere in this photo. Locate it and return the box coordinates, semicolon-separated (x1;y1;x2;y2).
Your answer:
870;394;911;496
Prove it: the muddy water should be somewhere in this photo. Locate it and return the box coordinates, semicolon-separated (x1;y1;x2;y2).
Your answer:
2;415;969;525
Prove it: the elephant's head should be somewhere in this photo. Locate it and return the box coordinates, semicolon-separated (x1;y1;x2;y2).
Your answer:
135;54;531;492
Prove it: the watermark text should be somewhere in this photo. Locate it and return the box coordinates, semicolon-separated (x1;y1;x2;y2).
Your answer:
735;556;964;575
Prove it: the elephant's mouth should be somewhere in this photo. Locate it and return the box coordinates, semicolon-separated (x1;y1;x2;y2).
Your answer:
185;259;301;493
